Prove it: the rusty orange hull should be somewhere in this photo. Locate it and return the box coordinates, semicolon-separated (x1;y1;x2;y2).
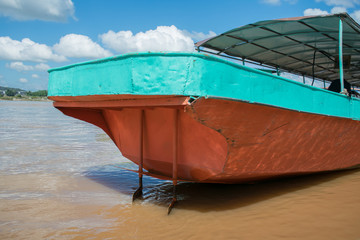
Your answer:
51;95;360;183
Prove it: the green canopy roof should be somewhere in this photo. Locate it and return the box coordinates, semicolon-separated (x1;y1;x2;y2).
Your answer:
196;13;360;86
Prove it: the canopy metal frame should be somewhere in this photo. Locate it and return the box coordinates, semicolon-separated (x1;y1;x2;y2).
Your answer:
196;13;360;87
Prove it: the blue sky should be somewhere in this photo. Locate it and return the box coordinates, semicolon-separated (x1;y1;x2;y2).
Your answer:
1;0;359;91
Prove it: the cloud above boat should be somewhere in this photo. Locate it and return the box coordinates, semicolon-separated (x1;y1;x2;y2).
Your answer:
6;61;33;71
304;0;360;22
0;36;67;62
315;0;360;8
351;9;360;21
304;8;330;15
0;0;75;22
53;34;112;59
0;25;215;66
100;25;196;53
181;30;217;42
6;62;50;72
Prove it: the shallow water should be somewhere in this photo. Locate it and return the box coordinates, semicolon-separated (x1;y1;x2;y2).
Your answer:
0;100;360;240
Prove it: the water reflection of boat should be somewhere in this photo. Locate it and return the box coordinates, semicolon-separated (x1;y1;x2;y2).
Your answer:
48;13;360;212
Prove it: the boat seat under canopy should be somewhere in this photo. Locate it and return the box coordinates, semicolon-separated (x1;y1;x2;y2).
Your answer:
196;13;360;87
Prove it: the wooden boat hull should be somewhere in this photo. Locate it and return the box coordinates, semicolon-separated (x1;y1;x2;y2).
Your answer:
52;95;360;183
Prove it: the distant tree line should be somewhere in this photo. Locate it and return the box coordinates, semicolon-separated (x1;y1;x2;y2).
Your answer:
0;88;48;97
26;90;48;97
5;89;17;96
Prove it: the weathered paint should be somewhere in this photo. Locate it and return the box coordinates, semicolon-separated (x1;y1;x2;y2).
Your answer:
55;97;229;182
48;52;360;121
54;96;360;183
188;97;360;182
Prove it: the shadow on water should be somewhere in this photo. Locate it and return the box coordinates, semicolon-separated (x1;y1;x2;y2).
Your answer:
84;164;360;213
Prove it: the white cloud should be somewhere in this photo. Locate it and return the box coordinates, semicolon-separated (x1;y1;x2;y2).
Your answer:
7;61;33;71
100;25;195;54
262;0;281;5
351;10;360;22
182;30;217;42
315;0;359;8
6;61;51;71
303;2;360;23
19;78;28;83
0;37;66;62
32;74;39;78
35;63;50;71
304;8;329;16
331;6;347;13
53;34;112;59
0;0;75;22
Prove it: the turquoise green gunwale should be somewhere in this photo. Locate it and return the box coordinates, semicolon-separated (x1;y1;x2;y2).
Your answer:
48;52;360;121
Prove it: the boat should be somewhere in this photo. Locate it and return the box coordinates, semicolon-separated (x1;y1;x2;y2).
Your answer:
48;13;360;212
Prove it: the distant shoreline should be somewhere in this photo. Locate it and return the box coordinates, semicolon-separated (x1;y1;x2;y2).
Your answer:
0;96;51;102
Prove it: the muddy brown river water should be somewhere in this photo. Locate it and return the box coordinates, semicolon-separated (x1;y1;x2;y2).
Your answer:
1;100;360;240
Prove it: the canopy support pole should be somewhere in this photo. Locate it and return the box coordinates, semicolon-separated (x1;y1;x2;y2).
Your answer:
311;50;317;86
339;18;344;93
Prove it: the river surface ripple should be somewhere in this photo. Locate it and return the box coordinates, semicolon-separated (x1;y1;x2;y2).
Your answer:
0;100;360;240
